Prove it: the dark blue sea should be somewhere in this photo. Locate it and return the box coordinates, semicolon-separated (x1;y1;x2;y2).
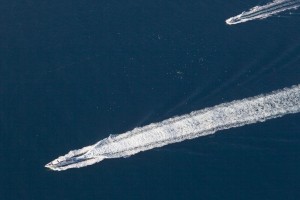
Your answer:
1;0;300;199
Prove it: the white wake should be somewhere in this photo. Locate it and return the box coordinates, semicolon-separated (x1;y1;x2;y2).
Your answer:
226;0;300;25
46;84;300;171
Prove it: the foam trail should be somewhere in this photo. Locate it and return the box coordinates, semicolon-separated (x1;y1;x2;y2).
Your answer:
226;0;300;25
45;84;300;171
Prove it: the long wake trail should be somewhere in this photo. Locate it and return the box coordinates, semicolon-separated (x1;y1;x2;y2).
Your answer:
226;0;300;25
46;84;300;171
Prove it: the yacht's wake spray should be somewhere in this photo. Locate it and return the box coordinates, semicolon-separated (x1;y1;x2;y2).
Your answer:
226;0;300;25
46;84;300;171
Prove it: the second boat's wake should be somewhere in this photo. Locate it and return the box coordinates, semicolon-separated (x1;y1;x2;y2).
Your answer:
226;0;300;25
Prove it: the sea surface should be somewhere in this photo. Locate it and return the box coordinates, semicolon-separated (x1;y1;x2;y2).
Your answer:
1;0;300;199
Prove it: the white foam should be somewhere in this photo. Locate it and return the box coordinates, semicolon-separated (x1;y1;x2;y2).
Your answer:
226;0;300;25
47;84;300;171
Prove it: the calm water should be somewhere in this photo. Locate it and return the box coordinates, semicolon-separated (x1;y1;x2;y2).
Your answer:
1;0;300;199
